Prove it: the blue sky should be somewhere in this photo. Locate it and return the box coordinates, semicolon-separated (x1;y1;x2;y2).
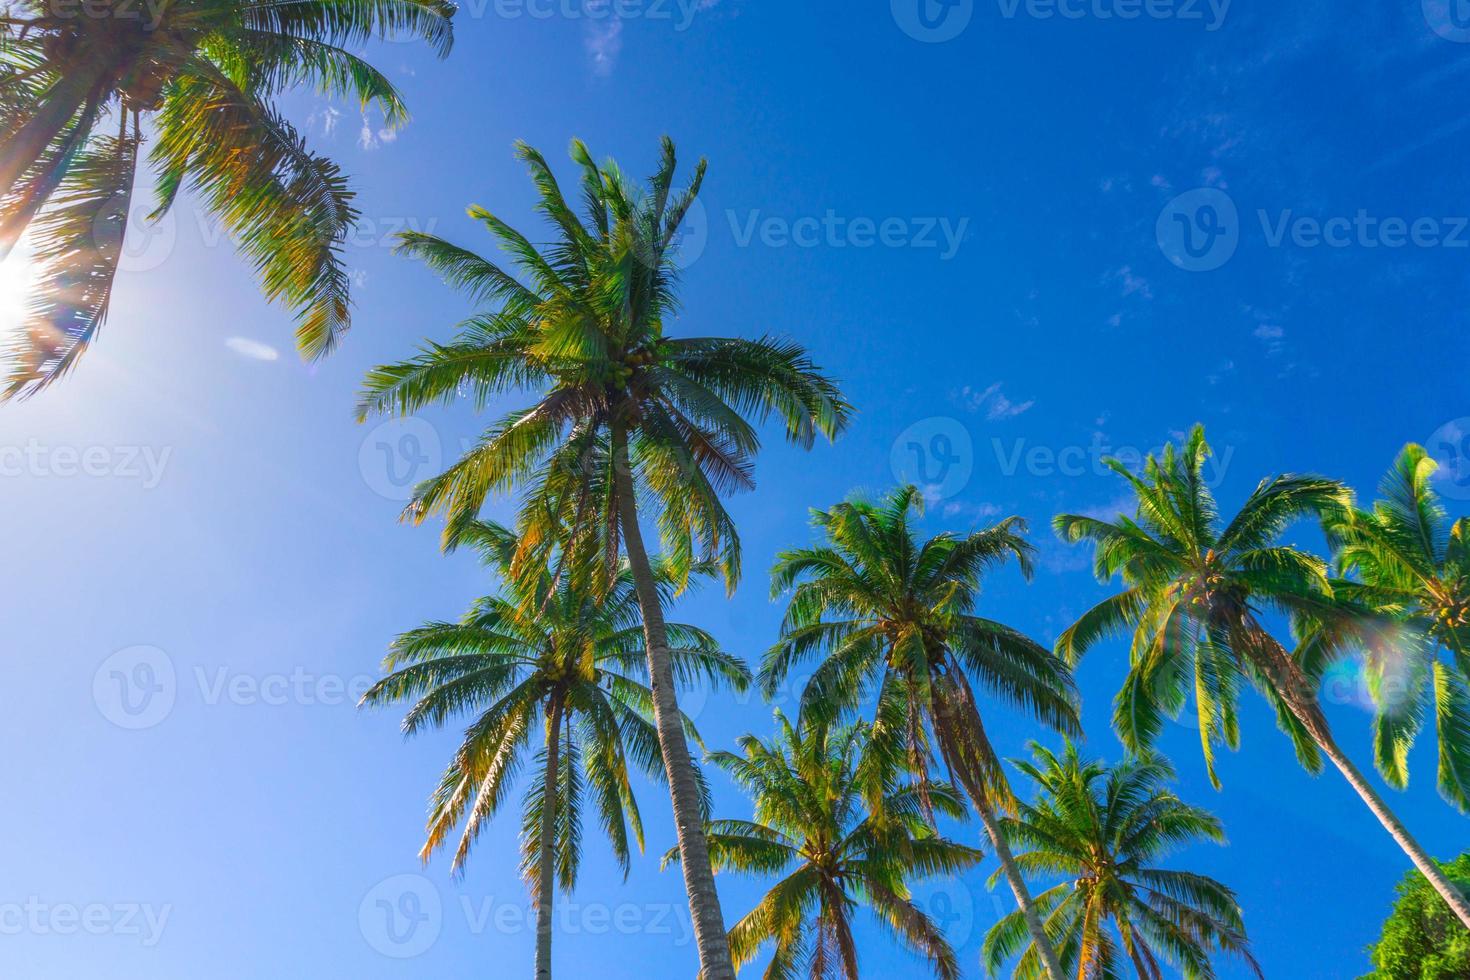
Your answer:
5;1;1470;976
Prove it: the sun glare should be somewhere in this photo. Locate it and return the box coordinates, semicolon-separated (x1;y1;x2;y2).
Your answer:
0;250;36;342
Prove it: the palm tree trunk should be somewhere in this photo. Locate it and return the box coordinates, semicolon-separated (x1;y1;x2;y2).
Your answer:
610;426;735;980
0;68;105;204
1248;630;1470;929
970;790;1069;980
1316;732;1470;928
534;695;563;980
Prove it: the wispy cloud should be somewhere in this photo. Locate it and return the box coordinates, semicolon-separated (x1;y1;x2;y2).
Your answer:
957;382;1035;421
583;2;624;77
358;110;398;151
225;337;280;362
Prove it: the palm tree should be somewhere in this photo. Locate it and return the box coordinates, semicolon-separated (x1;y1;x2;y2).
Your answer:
1320;444;1470;816
0;0;454;397
359;519;750;979
762;485;1082;980
1053;425;1470;929
982;742;1260;980
356;137;851;980
666;710;982;979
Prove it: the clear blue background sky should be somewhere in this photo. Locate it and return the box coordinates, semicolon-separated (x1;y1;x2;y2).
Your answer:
4;1;1470;976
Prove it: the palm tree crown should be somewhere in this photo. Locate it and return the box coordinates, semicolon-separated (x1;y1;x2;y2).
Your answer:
359;519;748;978
0;0;454;396
1324;443;1470;812
982;743;1260;980
1053;425;1470;930
763;484;1080;980
356;137;850;589
668;711;982;980
1053;424;1350;783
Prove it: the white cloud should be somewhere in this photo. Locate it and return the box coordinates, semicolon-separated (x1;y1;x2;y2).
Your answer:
957;382;1035;421
225;337;280;362
583;3;624;77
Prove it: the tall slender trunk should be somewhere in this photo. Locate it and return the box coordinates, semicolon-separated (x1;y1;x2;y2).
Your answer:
610;425;735;980
1249;629;1470;929
931;674;1068;980
0;67;105;203
534;695;563;980
1317;730;1470;927
970;790;1069;980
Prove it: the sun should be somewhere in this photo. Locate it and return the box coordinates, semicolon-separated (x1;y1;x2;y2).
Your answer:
0;249;36;341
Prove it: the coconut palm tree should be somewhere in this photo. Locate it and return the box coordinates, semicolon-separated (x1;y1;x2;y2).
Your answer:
762;485;1082;980
356;136;851;980
359;519;749;979
666;710;982;979
0;0;454;397
982;742;1260;980
1053;424;1470;929
1319;444;1470;813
